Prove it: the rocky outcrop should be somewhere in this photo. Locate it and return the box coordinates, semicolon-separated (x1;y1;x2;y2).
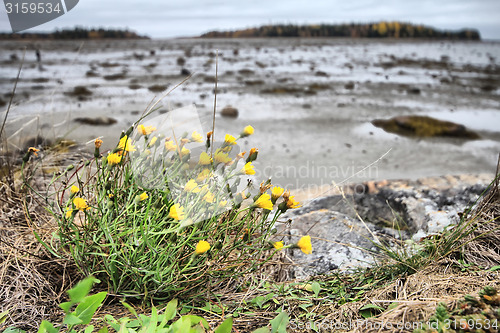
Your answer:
281;174;493;278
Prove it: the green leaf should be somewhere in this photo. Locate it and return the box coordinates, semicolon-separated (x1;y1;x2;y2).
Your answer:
0;311;8;324
311;282;320;298
386;302;399;311
68;277;99;304
214;317;233;333
270;311;289;333
74;291;107;325
163;299;178;322
59;301;72;314
63;313;83;325
144;306;158;332
489;265;500;271
252;328;270;333
37;320;58;333
182;315;209;329
97;327;109;333
121;301;138;318
359;304;384;319
84;325;95;333
171;316;191;332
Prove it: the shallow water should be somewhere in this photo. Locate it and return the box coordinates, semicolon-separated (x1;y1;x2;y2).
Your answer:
1;38;500;193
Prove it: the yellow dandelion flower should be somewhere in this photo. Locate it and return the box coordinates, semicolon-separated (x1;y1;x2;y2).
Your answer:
118;135;136;152
224;134;237;145
148;136;158;147
138;192;148;201
297;235;312;254
273;241;284;250
246;147;258;163
180;147;190;156
218;200;228;208
271;186;284;202
65;208;73;218
165;140;177;151
195;240;210;254
203;191;215;203
241;162;255;175
73;197;89;211
181;138;190;146
198;151;212;165
94;138;103;148
191;131;203;143
286;196;301;209
107;153;122;166
197;169;211;182
184;179;199;192
242;125;254;137
138;124;156;135
214;151;232;164
70;185;80;194
168;203;185;220
253;193;273;210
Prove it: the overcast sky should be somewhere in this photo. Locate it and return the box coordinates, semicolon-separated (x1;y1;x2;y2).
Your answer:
1;0;499;40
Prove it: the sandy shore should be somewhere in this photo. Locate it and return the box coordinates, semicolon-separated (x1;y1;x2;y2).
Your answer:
1;38;500;191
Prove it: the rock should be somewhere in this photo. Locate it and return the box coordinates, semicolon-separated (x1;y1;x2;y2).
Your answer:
407;87;421;95
220;106;238;118
148;84;168;93
177;57;186;66
74;116;117;126
283;174;492;277
66;86;92;97
371;115;480;139
344;82;355;89
103;73;126;81
180;68;191;76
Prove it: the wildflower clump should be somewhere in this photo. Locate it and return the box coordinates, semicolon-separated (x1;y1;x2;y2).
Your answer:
46;107;305;301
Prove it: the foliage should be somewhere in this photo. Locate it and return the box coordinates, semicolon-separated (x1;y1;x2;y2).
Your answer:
201;22;480;40
23;110;305;302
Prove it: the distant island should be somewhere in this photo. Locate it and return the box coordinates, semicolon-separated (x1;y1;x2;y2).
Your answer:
200;22;480;40
0;27;150;40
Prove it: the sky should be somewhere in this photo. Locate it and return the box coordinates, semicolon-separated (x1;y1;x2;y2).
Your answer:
1;0;500;40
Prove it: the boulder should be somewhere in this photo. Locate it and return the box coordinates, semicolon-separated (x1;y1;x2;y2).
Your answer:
74;116;117;126
220;105;238;118
372;115;480;139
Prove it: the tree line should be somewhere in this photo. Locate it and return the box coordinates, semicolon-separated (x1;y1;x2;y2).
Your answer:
0;27;149;40
200;22;480;40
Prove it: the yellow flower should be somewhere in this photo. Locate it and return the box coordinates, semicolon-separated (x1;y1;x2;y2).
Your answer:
286;196;301;209
203;191;215;203
70;185;80;194
214;150;232;164
242;125;254;137
241;162;255;175
168;203;185;220
181;138;190;146
118;135;136;152
297;236;312;254
73;197;89;211
28;147;40;156
197;169;211;182
94;138;103;148
218;200;227;208
148;136;158;147
138;192;148;201
246;147;258;163
253;193;273;210
180;147;190;156
165;140;177;151
271;186;284;202
198;151;212;165
191;131;203;143
224;134;237;145
184;179;199;192
195;240;210;254
107;153;122;165
138;124;156;135
273;241;284;250
65;208;73;218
